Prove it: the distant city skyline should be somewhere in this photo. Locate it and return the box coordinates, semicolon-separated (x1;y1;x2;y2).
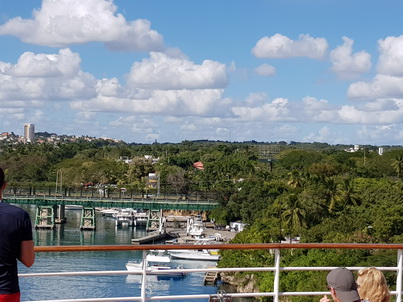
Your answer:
1;1;403;145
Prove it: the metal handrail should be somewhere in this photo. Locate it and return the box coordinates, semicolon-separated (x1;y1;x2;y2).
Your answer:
21;243;403;302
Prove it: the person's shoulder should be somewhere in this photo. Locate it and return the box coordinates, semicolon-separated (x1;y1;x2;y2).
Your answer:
0;202;30;218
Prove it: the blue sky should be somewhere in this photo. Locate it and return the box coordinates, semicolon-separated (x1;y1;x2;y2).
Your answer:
1;0;403;145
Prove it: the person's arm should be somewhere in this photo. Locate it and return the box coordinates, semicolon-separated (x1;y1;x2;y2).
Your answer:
19;240;35;267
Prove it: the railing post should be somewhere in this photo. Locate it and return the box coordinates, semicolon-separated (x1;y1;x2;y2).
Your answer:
397;250;403;302
274;248;280;302
140;250;147;302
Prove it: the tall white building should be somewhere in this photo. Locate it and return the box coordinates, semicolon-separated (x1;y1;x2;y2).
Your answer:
24;123;35;143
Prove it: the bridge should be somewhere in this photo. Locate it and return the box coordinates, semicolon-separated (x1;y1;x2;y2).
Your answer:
3;194;219;211
3;193;219;231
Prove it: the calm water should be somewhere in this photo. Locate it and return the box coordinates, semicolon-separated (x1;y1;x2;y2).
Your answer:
17;205;220;302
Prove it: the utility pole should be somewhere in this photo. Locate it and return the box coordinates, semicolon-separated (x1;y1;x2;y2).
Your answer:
55;170;62;194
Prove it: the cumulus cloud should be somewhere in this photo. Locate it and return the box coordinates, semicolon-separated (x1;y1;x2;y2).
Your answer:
231;94;403;126
0;48;97;102
126;51;228;90
254;63;276;76
347;35;403;100
347;74;403;100
6;48;81;77
0;0;164;51
337;104;403;124
232;97;293;121
377;36;403;77
330;36;371;80
232;96;336;123
71;88;232;117
251;33;328;59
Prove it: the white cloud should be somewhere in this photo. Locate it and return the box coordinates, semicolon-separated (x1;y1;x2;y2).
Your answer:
6;48;80;77
357;125;403;144
0;0;164;51
245;92;268;106
337;103;403;124
77;111;96;121
251;33;328;59
126;51;228;90
232;97;292;121
330;36;371;80
254;64;276;76
377;36;403;76
231;94;403;126
110;116;157;137
363;98;402;111
71;88;231;117
346;35;403;102
0;49;97;102
347;74;403;100
303;126;331;142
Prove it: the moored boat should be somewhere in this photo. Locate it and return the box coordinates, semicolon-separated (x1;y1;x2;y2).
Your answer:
168;249;220;261
125;252;186;277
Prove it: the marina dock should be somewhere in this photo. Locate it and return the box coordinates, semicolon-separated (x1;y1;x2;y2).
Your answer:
131;231;172;244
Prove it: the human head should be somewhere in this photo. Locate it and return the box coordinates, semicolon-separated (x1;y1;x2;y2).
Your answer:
326;267;360;302
357;267;390;302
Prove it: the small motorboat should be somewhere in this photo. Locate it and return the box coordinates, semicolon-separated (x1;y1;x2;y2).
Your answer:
126;251;185;277
168;249;220;261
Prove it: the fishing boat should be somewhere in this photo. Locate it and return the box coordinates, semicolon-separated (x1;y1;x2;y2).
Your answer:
187;215;205;237
125;252;186;277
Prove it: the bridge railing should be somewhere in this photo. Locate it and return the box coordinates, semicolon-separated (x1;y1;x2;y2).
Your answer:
5;186;218;201
3;194;219;211
21;243;403;302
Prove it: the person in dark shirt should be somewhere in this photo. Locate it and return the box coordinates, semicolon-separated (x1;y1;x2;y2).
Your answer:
0;168;35;302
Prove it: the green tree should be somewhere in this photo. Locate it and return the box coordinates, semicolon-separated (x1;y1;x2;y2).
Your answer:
391;155;403;178
281;193;307;241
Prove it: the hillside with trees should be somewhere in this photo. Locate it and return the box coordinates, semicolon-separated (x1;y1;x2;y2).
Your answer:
1;140;402;300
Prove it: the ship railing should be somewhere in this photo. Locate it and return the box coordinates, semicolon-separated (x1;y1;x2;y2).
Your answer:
22;243;403;302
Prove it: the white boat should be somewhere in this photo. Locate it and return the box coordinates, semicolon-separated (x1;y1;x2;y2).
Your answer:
113;208;137;226
168;249;220;261
134;211;148;226
187;215;205;237
98;208;120;217
125;252;185;277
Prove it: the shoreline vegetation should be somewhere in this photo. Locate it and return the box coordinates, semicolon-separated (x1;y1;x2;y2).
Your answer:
1;140;403;301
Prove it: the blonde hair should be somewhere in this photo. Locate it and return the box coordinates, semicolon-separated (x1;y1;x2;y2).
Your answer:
357;267;390;302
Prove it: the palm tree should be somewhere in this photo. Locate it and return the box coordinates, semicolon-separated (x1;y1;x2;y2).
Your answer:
338;178;360;209
287;170;306;188
281;193;307;242
391;155;403;178
324;177;340;212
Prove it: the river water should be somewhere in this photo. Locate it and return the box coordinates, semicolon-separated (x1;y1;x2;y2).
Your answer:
17;205;221;302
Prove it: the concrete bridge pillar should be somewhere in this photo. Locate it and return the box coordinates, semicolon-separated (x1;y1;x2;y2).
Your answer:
146;209;163;232
55;205;67;224
34;205;56;229
80;207;96;230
